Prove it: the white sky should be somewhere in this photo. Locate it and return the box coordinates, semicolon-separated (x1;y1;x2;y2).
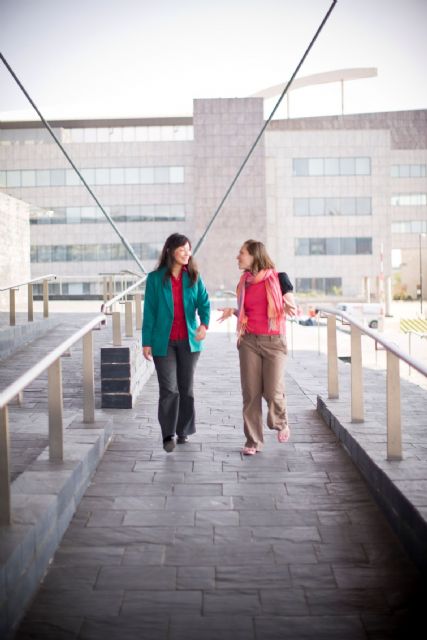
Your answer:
0;0;426;121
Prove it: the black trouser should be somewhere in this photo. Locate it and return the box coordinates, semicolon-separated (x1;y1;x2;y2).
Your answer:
153;340;200;441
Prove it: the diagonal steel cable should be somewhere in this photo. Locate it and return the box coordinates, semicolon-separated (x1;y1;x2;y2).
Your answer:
192;0;338;256
0;51;147;274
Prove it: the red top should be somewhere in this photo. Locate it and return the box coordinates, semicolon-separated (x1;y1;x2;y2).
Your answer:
169;270;189;341
245;280;280;335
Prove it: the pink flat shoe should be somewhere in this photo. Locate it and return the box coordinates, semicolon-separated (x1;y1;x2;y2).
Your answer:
242;446;257;455
277;427;290;443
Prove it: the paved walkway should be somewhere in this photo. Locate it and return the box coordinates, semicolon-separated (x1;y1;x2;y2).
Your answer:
11;333;425;640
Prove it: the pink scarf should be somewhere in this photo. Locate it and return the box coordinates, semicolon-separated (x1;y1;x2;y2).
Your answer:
236;269;285;338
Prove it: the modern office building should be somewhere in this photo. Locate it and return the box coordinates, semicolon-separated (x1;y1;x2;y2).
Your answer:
0;192;31;310
1;97;426;302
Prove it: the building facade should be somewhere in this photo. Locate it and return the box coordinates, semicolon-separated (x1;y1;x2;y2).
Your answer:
0;102;426;301
0;192;31;310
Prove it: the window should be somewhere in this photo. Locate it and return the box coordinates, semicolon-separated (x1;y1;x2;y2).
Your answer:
293;157;371;177
7;171;20;187
391;164;426;178
392;220;427;234
295;237;372;256
293;197;372;216
170;166;185;183
391;193;427;206
295;277;342;295
21;170;36;187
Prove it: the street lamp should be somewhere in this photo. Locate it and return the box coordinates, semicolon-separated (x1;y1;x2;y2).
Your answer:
420;232;426;316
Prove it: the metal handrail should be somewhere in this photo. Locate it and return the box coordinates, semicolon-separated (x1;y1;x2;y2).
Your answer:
0;273;56;292
317;306;427;462
0;274;57;325
0;275;148;525
319;306;427;378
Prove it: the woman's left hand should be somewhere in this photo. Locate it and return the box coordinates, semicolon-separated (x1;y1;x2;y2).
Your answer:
195;325;207;342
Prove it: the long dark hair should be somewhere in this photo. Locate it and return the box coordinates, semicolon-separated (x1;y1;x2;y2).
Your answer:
243;239;275;272
156;233;199;284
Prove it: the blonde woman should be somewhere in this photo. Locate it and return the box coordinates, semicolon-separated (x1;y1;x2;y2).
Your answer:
219;240;296;455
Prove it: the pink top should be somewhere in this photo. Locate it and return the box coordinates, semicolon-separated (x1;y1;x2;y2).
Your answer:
244;280;281;335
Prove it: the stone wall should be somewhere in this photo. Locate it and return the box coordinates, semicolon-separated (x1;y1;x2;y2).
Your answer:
0;193;31;311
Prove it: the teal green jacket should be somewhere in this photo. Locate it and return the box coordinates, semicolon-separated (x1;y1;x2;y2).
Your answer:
142;267;211;356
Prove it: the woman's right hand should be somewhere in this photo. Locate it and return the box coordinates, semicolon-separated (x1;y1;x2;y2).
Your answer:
218;308;235;323
143;346;153;361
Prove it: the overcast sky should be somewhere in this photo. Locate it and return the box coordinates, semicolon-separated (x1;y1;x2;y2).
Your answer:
0;0;426;121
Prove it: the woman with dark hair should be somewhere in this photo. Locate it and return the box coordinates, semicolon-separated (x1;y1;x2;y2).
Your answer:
219;239;296;455
142;233;210;452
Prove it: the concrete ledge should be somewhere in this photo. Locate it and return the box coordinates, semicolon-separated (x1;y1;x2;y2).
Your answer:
0;419;113;639
317;395;427;575
0;316;60;360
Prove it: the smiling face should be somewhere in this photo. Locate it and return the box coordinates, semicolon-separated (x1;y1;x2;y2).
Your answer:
172;242;191;267
237;245;254;271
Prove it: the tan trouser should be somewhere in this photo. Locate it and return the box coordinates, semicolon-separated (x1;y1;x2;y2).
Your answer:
238;333;288;450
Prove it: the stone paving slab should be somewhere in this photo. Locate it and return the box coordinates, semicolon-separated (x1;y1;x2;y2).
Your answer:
9;333;426;639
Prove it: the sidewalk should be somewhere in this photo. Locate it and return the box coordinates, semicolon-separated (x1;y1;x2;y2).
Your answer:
11;332;425;640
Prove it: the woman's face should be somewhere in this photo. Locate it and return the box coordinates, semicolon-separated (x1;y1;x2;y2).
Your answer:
237;245;254;271
172;242;191;266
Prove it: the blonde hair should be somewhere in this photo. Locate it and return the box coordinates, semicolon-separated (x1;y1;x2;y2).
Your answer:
243;239;275;272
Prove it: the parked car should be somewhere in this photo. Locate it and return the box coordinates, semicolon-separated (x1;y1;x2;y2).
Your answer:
335;302;382;329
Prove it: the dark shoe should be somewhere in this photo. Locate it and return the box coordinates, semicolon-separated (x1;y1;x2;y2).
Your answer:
177;436;189;444
163;437;176;453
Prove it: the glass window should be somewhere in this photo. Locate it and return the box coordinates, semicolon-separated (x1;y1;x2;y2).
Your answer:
325;198;339;216
85;129;97;143
293;159;308;176
95;168;110;185
7;171;21;187
154;167;170;183
169;166;184;183
356;197;371;215
340;158;355;176
109;128;122;142
124;168;139;184
65;170;80;186
81;168;95;184
325;278;342;295
96;128;110;142
308;158;323;176
35;170;50;186
324;158;339;175
309;198;324;216
21;170;36;187
148;127;161;141
171;204;185;219
309;238;326;255
70;129;84;143
135;127;149;141
110;168;124;184
52;246;67;261
399;164;410;177
341;238;356;254
140;167;154;184
38;246;52;262
391;165;399;177
295;238;309;255
294;198;309;216
340;198;355;215
356;238;372;254
66;207;81;223
355;157;371;175
326;238;340;255
122;127;135;142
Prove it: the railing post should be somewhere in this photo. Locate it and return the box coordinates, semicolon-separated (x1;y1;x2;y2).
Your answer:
135;293;142;331
327;315;339;398
112;311;121;346
351;326;364;422
43;279;49;318
83;332;95;423
0;406;12;525
387;351;402;460
28;283;34;322
125;300;133;337
9;288;16;326
48;358;63;460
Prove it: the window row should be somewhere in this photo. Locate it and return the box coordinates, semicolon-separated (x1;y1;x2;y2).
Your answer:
391;164;426;178
294;197;371;216
392;220;427;234
391;194;427;206
292;157;371;177
0;166;185;188
295;277;342;295
295;237;372;256
31;242;160;263
31;203;186;225
0;125;194;145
